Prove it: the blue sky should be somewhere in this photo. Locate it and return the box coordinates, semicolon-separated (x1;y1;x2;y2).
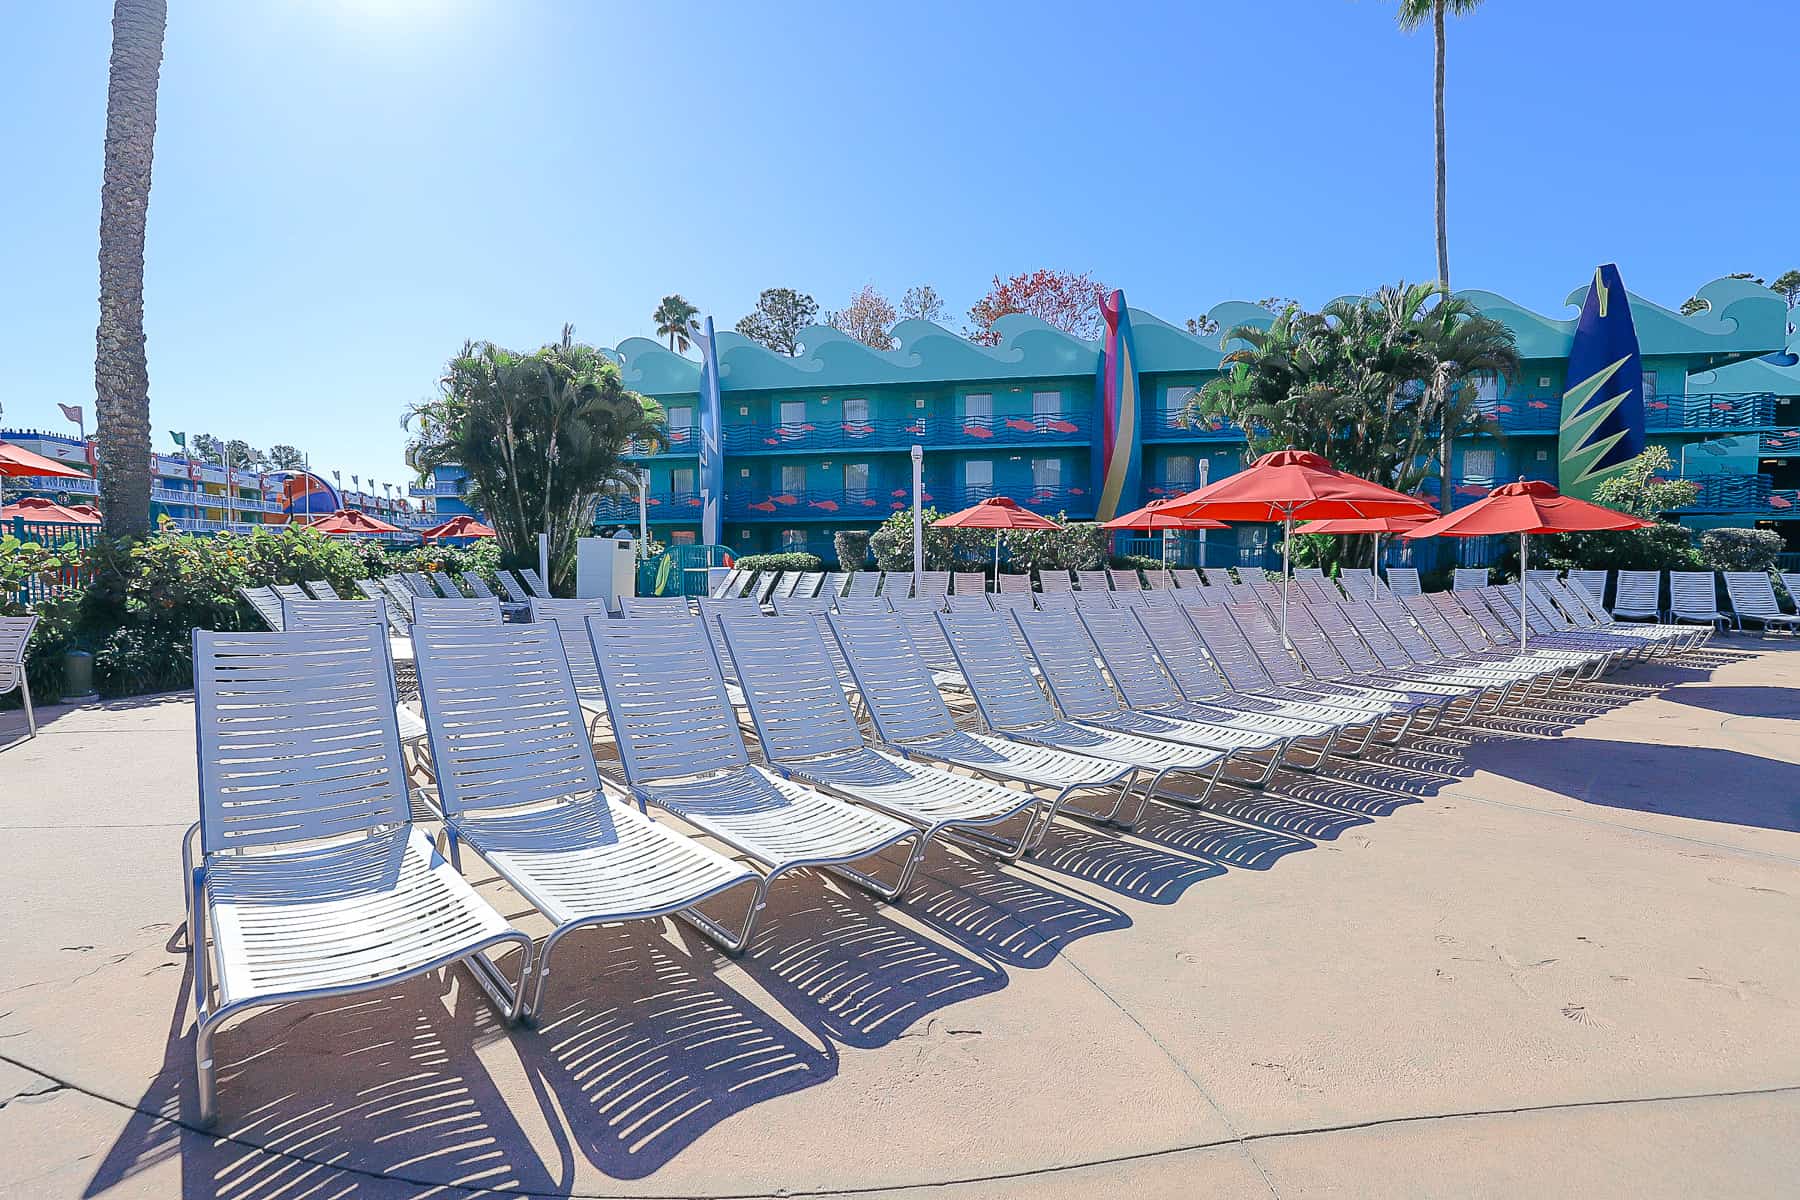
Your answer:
0;0;1791;489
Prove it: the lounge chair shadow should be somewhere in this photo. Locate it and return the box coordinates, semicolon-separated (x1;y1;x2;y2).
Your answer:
1463;737;1800;834
85;960;557;1199
901;845;1132;964
1266;770;1427;819
1201;787;1374;840
1028;821;1228;903
1666;686;1800;721
1126;807;1313;870
732;880;1005;1050
516;922;836;1182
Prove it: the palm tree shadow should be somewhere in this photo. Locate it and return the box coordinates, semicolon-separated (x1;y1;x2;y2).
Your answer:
84;957;558;1199
732;880;1006;1051
516;922;836;1182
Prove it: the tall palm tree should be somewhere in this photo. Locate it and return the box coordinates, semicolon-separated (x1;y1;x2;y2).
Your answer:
1397;0;1485;294
652;294;699;352
1410;291;1519;514
93;0;167;538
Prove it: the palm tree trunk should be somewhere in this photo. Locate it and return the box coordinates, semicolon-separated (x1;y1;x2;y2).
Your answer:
94;0;167;539
1433;0;1449;294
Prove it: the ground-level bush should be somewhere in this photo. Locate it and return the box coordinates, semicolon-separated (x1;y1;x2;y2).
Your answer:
1699;527;1784;571
1;525;512;705
832;529;872;570
733;551;824;574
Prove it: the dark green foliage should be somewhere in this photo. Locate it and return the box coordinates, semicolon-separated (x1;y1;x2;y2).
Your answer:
832;529;872;570
734;552;824;573
1698;527;1785;571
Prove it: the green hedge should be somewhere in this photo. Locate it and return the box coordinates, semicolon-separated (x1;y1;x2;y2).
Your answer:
2;525;504;706
734;552;824;573
1699;527;1784;571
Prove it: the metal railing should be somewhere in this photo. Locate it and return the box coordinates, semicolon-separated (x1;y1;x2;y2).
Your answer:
1143;410;1247;440
624;426;699;457
1761;429;1800;455
594;490;705;523
11;474;99;496
148;486;282;513
1467;391;1778;434
717;412;1091;455
5;518;100;605
408;479;467;497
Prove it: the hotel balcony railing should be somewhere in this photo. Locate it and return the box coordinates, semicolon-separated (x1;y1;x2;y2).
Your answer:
1469;392;1777;434
1677;473;1771;512
149;486;282;513
723;482;1094;520
1142;478;1202;499
13;473;99;496
624;426;699;458
1143;410;1247;441
409;479;467;497
1761;429;1800;455
719;413;1091;455
594;489;705;523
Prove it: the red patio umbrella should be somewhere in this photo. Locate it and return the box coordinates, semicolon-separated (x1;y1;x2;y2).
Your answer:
1103;498;1228;586
421;513;496;542
1293;513;1435;575
0;495;102;525
1401;479;1651;650
1160;449;1436;641
934;496;1061;585
1;440;90;516
306;508;409;537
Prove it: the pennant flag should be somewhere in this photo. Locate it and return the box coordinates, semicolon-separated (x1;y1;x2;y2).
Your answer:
169;431;187;449
58;403;84;426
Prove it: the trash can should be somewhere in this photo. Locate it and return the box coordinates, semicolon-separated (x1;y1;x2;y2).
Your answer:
63;650;97;702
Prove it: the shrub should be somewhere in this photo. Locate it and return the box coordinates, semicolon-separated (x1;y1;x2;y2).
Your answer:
1526;524;1702;574
1106;553;1164;574
1005;520;1109;572
734;551;824;573
833;529;872;570
1698;527;1783;571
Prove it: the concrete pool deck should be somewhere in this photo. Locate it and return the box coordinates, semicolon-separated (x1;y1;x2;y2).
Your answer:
1;638;1797;1198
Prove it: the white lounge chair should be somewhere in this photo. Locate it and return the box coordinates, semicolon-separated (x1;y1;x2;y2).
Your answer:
1611;570;1663;621
711;566;745;599
186;626;531;1125
937;609;1229;828
1075;569;1110;592
618;595;691;618
1452;567;1489;591
997;572;1033;593
413;595;504;626
819;571;850;598
587;615;923;942
1568;570;1608;609
527;598;614;727
1107;567;1144;591
915;570;952;597
298;579;338;600
834;594;893;616
718;615;1053;860
2;614;38;742
952;571;987;596
411;622;759;1012
1722;572;1800;634
280;598;385;630
493;571;531;605
845;570;881;597
1036;569;1075;592
353;579;413;637
518;568;550;598
1669;571;1728;630
430;571;467;599
1016;609;1291;780
238;585;285;631
826;608;1138;835
1384;567;1422;597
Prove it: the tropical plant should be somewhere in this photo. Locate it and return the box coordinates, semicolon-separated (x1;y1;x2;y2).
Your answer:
1396;0;1486;292
93;0;169;539
1395;287;1519;514
966;269;1108;345
652;294;699;351
1527;448;1703;573
735;288;818;356
826;285;898;350
1772;270;1800;306
403;326;667;592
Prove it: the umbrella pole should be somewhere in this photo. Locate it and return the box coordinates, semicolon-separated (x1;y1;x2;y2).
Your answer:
994;531;1001;588
1518;532;1529;651
1281;513;1293;647
1161;529;1170;588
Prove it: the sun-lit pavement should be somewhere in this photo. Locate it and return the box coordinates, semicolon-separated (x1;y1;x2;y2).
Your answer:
2;638;1797;1199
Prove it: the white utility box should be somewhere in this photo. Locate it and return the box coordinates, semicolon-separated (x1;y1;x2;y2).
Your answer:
575;535;637;607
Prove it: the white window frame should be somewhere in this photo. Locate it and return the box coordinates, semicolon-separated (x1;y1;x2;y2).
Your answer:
963;459;994;494
1031;457;1063;488
842;397;869;424
1031;391;1060;418
779;464;806;494
843;461;870;493
963;393;993;420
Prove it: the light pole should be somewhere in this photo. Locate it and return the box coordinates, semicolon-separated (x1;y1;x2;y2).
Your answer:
637;469;649;550
910;444;924;594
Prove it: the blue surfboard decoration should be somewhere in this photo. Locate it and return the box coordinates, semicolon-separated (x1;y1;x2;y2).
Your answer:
1558;263;1645;499
687;315;725;545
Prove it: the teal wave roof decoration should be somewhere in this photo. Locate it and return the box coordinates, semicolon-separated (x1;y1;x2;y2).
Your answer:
609;276;1788;399
1691;302;1800;397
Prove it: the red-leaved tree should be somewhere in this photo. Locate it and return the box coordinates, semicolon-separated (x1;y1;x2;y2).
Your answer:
965;269;1109;345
